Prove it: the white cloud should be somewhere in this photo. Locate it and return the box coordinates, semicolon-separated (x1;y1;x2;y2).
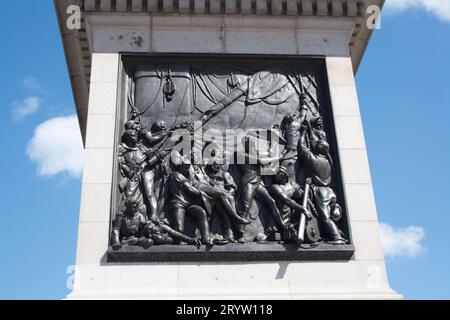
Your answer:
23;76;42;91
22;76;50;97
26;115;84;179
11;96;41;121
379;222;425;258
385;0;450;22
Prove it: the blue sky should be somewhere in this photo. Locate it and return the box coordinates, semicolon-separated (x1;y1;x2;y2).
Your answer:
0;1;449;299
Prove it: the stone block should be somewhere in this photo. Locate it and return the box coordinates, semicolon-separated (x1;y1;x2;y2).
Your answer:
179;0;190;13
116;0;128;12
332;0;344;16
241;0;252;15
131;0;143;12
92;28;151;53
286;0;298;16
225;0;237;14
347;1;359;17
76;222;110;263
210;0;221;14
163;0;174;13
334;115;367;150
147;0;158;12
100;0;112;11
339;149;373;184
256;0;267;15
90;54;119;83
344;183;379;222
79;184;112;223
329;84;361;116
85;114;116;149
84;0;96;11
301;0;313;15
87;81;118;115
271;0;283;15
316;0;329;16
82;148;114;185
152;28;223;53
225;29;297;54
326;57;356;86
194;0;206;13
351;221;385;261
297;30;350;56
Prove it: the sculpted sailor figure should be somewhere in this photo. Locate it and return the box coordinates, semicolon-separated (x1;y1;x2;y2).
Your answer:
192;161;250;226
279;94;310;176
139;120;170;219
268;166;312;225
118;119;168;219
299;125;346;244
111;198;201;250
111;198;154;250
168;152;213;246
198;157;250;244
236;136;289;232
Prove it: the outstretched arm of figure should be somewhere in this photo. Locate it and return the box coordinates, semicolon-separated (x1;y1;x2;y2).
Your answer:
269;185;307;213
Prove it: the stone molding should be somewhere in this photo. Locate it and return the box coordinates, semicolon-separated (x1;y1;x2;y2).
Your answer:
83;0;363;17
54;0;384;143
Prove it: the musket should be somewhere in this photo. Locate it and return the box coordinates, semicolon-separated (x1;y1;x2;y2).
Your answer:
118;157;148;192
288;73;319;119
119;82;251;193
297;177;312;243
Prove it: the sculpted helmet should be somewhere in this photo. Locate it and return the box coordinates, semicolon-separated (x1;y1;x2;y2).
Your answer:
124;120;140;131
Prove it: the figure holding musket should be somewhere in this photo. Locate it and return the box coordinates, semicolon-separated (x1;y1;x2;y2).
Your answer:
298;124;346;245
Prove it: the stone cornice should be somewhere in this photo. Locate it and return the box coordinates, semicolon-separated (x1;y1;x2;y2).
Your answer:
83;0;364;17
54;0;384;143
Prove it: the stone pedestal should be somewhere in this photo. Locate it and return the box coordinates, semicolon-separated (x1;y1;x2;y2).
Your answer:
55;0;401;299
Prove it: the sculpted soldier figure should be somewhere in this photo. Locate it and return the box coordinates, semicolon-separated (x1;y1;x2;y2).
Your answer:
200;160;250;244
111;198;154;250
139;120;171;219
192;163;250;226
236;136;289;232
303;116;328;148
268;166;311;225
299;126;346;244
279;94;310;175
118;119;168;220
168;152;213;246
111;198;201;250
281;95;309;152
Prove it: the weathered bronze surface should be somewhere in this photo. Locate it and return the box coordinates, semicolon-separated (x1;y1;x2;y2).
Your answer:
108;55;353;261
